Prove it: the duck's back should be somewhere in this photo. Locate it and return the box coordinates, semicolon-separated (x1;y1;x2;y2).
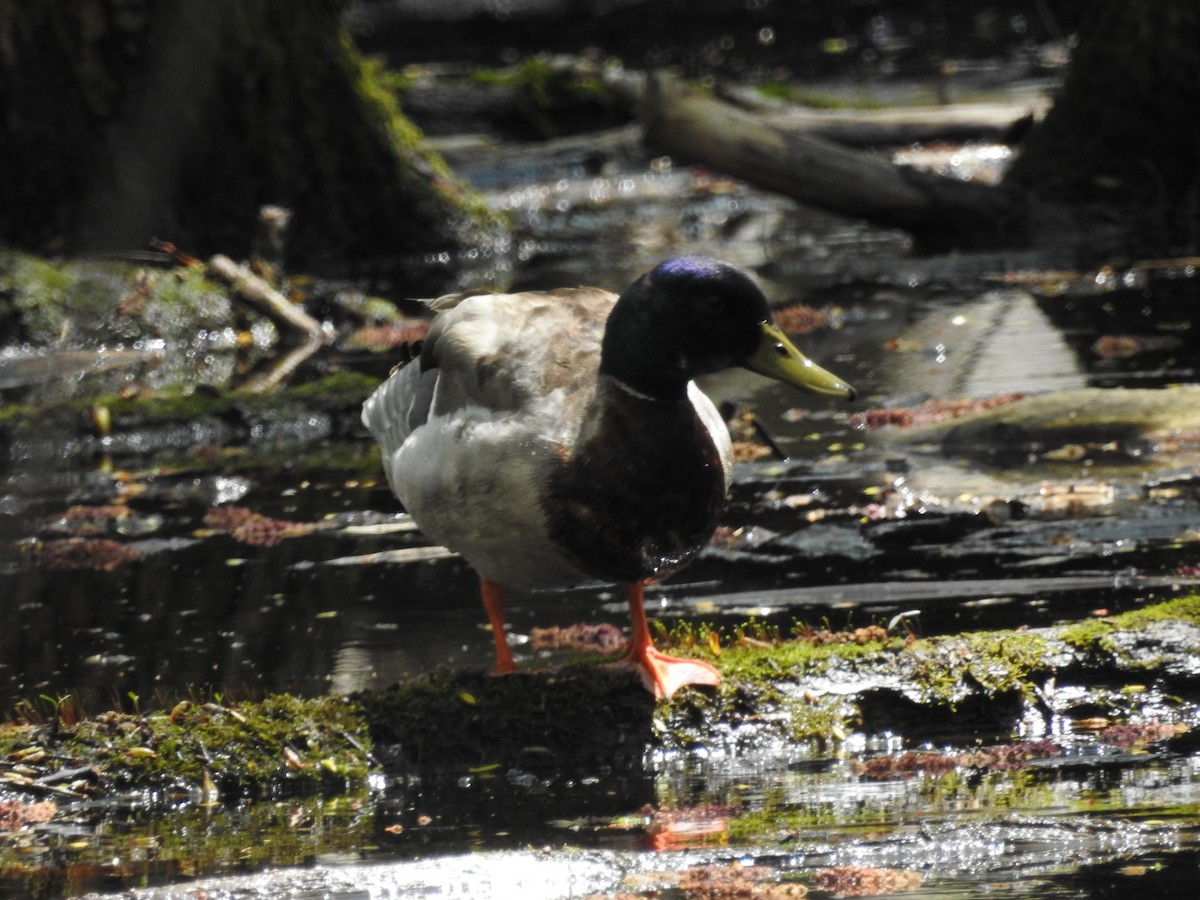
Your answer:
362;288;620;588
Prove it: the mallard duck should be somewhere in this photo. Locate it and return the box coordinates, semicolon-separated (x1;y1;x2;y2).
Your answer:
362;257;855;698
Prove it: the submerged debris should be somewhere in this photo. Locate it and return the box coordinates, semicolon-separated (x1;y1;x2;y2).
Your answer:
0;800;56;833
678;863;810;898
33;504;132;537
530;622;625;654
810;866;923;896
852;740;1064;778
202;505;335;546
1097;721;1186;748
849;392;1027;429
20;537;142;571
616;863;809;899
1094;334;1183;360
771;302;828;335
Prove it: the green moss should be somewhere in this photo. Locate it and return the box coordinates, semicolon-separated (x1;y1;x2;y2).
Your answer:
0;250;236;351
654;619;898;682
138;263;232;335
1058;616;1117;653
754;82;885;110
0;694;371;797
1108;595;1200;628
1057;596;1200;661
1;370;377;433
716;637;892;683
652;620;900;746
956;629;1056;696
471;57;609;107
779;690;861;744
98;368;376;424
350;45;496;232
0;253;117;343
0;251;74;298
285;371;380;407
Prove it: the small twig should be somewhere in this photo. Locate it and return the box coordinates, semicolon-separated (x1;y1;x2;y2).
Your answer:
750;414;789;460
239;336;322;393
207;254;326;342
0;768;87;799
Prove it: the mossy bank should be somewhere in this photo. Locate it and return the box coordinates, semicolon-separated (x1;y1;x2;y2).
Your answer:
4;596;1200;801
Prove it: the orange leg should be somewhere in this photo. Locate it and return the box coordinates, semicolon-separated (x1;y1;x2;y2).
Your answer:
480;578;517;674
618;581;720;699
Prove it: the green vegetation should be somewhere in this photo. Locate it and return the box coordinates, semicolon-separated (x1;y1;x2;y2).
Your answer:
1;694;370;799
911;628;1056;702
657;595;1200;745
0;252;231;349
352;48;496;232
470;57;611;108
755;82;886;109
465;56;626;138
0;367;379;459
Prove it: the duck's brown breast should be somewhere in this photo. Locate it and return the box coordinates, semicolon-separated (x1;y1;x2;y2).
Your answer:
541;384;727;585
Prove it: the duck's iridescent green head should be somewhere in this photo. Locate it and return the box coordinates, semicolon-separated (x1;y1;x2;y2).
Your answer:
601;257;855;403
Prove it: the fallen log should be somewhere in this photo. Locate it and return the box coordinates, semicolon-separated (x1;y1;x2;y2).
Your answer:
715;82;1051;148
640;72;1070;246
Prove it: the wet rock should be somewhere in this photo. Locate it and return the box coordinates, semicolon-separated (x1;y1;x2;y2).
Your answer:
901;386;1200;465
857;686;1026;741
356;667;658;773
773;523;880;560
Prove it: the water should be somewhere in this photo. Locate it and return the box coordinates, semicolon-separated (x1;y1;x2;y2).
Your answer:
4;177;1199;895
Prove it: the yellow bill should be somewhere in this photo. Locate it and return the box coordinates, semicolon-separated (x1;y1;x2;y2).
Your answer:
744;321;856;400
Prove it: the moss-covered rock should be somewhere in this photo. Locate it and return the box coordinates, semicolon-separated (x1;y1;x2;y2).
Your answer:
0;695;370;800
0;251;234;349
355;665;656;772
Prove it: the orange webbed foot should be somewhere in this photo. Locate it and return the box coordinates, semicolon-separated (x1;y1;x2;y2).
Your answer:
618;581;721;699
615;645;721;699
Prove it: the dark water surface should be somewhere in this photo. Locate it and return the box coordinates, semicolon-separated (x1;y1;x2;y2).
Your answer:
4;236;1198;715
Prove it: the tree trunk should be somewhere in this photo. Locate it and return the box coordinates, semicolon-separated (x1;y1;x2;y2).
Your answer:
0;0;496;272
1002;1;1200;252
